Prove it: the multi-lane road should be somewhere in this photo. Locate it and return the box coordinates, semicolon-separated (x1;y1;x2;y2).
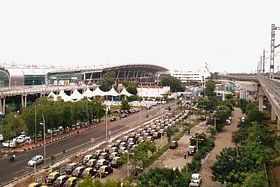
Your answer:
0;101;175;186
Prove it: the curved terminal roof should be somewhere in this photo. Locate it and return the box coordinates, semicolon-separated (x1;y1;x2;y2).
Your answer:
2;63;169;86
102;64;168;73
48;63;169;74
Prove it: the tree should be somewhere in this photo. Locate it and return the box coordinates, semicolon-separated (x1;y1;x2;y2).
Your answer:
100;72;116;91
160;74;185;92
90;98;105;121
166;128;174;142
77;177;133;187
2;112;27;140
205;79;215;97
124;141;156;169
122;80;138;95
138;168;189;187
121;98;130;111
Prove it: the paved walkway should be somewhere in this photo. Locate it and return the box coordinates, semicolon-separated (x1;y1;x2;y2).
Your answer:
200;107;243;187
148;120;209;171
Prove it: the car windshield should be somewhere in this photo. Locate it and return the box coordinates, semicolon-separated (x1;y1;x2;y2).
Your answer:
31;156;37;161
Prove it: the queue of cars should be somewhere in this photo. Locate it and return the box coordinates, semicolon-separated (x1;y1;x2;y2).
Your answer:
27;106;189;187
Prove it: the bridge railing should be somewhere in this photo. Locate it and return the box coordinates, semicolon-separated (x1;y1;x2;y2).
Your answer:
258;75;280;111
0;84;97;97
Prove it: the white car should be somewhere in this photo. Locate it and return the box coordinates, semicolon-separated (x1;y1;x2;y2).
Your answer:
189;173;202;187
2;139;17;148
16;135;31;144
0;134;3;141
27;155;44;167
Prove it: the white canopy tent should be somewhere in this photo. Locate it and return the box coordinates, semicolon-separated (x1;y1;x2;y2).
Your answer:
119;87;133;97
47;91;57;98
82;87;94;98
58;90;73;102
104;87;119;97
92;87;106;97
47;91;58;101
70;89;84;101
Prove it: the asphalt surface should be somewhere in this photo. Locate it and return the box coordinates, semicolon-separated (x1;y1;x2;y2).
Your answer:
0;101;175;186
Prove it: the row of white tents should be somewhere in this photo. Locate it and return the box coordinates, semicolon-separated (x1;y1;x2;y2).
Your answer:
48;87;133;102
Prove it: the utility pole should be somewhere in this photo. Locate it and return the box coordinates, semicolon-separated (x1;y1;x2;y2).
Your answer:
270;24;280;79
263;49;265;74
258;56;262;74
34;106;37;144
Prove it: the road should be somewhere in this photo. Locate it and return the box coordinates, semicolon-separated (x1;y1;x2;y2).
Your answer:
0;101;175;186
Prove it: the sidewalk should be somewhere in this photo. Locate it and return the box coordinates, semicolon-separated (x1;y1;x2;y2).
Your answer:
148;120;209;171
200;107;243;187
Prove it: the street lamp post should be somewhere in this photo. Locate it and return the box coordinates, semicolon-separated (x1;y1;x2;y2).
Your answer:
139;78;143;125
105;105;108;140
34;106;37;144
40;114;46;166
125;150;134;177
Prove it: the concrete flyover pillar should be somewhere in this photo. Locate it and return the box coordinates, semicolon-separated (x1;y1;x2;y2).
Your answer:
0;98;2;113
24;95;27;108
258;95;264;112
271;107;277;121
21;95;27;108
0;97;6;114
258;86;265;112
3;97;5;114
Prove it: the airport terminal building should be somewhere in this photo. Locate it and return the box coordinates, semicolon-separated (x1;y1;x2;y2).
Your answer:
0;64;169;87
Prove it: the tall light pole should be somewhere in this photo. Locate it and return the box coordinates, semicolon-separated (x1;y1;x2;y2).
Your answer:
270;24;280;79
34;106;37;144
105;105;108;140
40;114;46;166
124;150;134;177
139;80;143;125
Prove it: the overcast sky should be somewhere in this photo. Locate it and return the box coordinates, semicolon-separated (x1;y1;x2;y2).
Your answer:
0;0;280;73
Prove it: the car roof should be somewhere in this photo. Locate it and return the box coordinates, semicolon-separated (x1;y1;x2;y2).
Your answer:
67;162;77;166
49;171;59;176
67;176;77;181
57;175;68;179
84;167;92;171
191;173;201;178
75;166;84;170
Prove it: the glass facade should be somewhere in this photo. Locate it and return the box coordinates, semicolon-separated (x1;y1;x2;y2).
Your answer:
0;69;10;87
24;75;45;85
48;72;82;85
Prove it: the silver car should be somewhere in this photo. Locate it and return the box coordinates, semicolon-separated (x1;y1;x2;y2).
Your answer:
27;155;44;167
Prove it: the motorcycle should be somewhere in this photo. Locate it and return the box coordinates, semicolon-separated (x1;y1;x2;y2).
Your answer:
9;154;15;161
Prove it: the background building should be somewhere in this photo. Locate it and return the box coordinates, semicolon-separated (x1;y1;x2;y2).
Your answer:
169;70;210;84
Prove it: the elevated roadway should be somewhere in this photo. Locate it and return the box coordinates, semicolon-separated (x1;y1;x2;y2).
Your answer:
218;73;280;134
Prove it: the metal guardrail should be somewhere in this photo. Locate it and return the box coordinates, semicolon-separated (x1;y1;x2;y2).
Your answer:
0;85;97;97
258;75;280;117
